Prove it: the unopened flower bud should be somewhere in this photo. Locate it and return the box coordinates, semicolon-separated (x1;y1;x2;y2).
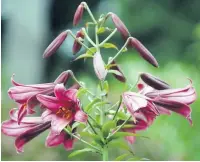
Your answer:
129;37;159;67
72;30;84;55
73;4;84;26
110;60;126;83
111;13;130;40
43;31;68;58
93;52;107;80
54;71;71;85
140;73;170;90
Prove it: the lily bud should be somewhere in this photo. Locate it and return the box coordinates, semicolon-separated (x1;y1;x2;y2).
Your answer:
43;31;68;58
54;71;71;85
110;60;126;82
111;13;130;40
73;4;84;26
72;30;84;55
129;37;159;67
93;52;107;80
140;73;170;90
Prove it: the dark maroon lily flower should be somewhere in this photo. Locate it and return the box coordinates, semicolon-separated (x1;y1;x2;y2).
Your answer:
122;92;159;125
139;79;196;125
8;71;70;124
110;13;130;40
93;52;107;80
37;84;88;135
129;37;159;67
43;31;68;58
109;60;126;83
1;108;76;153
1;108;51;153
72;29;84;55
73;3;84;26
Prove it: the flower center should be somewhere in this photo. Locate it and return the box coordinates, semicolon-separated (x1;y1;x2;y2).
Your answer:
56;107;73;119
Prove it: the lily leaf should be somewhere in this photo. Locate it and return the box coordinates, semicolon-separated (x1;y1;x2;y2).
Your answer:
85;98;101;112
115;153;131;161
109;141;131;152
97;27;106;34
74;54;93;61
111;132;148;140
68;148;96;158
86;47;97;55
76;88;87;98
101;43;118;50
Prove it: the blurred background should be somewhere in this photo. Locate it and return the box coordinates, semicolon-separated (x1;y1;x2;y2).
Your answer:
1;0;200;160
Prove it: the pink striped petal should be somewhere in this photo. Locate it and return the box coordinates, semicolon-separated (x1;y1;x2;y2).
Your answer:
17;104;28;125
45;130;64;147
63;139;74;151
36;94;60;112
54;84;66;100
74;110;88;123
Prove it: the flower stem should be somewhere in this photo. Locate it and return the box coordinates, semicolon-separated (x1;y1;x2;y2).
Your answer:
82;28;96;47
99;28;117;46
112;96;122;120
107;115;132;140
107;37;131;65
82;2;97;24
87;119;98;134
63;128;101;152
102;145;109;161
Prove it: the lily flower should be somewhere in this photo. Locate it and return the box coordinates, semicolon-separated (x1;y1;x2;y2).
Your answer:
36;84;87;135
8;71;70;124
1;108;51;153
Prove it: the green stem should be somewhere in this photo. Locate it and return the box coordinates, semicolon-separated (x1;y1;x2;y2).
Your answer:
88;115;101;129
87;119;98;134
107;115;132;140
82;28;96;47
67;30;91;52
99;81;105;125
107;37;131;65
112;96;122;120
102;145;109;161
82;2;97;24
99;28;117;46
64;128;101;152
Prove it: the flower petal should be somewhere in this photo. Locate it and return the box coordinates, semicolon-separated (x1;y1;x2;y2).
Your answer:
54;84;66;100
74;110;88;123
15;122;51;153
17;104;28;125
51;116;72;135
63;138;74;151
36;94;60;112
45;130;64;147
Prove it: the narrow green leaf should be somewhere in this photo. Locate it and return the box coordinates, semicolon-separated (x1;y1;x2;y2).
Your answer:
127;157;150;161
68;148;96;158
85;98;101;112
97;27;106;34
111;132;149;140
116;111;128;120
74;54;93;61
76;88;87;98
93;135;104;147
115;153;130;161
109;141;131;152
102;121;116;138
86;47;97;55
102;81;109;94
101;43;118;50
71;122;84;130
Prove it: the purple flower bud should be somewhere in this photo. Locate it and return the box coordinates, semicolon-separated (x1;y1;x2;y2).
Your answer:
73;4;84;26
54;71;71;85
72;30;84;55
140;73;170;90
93;52;107;80
110;60;126;82
129;37;159;67
111;13;130;40
43;31;68;58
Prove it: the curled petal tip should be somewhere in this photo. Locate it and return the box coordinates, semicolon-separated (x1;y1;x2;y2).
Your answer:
43;31;68;58
129;37;159;67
